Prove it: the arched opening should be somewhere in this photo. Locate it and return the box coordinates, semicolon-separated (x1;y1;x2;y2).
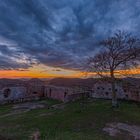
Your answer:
64;92;67;98
3;88;11;98
105;92;109;96
49;88;52;97
33;91;38;94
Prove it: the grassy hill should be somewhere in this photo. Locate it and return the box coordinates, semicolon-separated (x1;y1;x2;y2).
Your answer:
0;99;139;140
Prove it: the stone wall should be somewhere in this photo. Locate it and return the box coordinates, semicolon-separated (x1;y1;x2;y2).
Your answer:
0;80;139;104
123;84;140;102
45;85;91;102
65;92;90;102
91;83;126;99
91;81;140;102
0;85;46;104
45;86;69;102
0;86;27;104
26;85;45;98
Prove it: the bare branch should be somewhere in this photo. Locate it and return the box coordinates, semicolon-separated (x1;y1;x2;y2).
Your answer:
88;30;140;78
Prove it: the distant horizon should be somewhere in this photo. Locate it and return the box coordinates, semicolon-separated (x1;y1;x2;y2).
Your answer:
0;76;140;80
0;67;139;79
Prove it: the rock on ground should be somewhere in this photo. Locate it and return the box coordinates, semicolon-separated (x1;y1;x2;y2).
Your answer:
103;122;140;140
30;130;41;140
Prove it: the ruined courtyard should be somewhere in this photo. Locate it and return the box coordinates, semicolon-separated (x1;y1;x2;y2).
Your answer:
0;78;139;140
0;99;139;140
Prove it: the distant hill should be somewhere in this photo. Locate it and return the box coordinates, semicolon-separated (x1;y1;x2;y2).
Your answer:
0;77;139;89
27;78;45;85
0;78;23;83
0;78;25;88
28;78;44;83
48;77;140;88
122;77;140;86
48;78;97;88
0;78;45;88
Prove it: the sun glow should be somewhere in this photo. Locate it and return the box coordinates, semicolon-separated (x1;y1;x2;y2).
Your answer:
0;64;139;79
0;64;84;79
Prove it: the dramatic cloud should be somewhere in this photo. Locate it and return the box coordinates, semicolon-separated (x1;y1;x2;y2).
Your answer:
0;0;139;70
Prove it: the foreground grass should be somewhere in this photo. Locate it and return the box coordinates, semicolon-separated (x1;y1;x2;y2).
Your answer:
0;99;140;140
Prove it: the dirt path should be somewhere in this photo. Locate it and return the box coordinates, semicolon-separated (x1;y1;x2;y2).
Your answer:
0;102;66;118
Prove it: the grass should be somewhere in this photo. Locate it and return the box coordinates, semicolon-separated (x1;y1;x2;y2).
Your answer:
0;99;140;140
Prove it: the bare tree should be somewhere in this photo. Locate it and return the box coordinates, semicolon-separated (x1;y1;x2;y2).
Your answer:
88;31;140;107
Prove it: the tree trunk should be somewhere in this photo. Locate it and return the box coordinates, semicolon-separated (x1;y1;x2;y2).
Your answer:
111;70;118;108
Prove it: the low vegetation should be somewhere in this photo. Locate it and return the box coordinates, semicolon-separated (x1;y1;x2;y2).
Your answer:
0;99;139;140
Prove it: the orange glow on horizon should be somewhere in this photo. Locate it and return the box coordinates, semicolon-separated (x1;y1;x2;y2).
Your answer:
86;68;140;78
0;65;84;79
0;65;139;79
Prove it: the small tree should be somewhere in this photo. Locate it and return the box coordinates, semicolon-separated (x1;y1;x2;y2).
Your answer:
89;31;140;107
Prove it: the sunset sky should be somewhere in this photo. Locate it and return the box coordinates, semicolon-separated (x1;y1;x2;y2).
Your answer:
0;0;140;78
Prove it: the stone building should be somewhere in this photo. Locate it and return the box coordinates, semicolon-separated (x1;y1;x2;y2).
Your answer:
91;82;126;100
0;86;26;104
91;80;140;102
45;85;91;102
45;85;68;102
123;83;140;102
0;78;139;104
26;78;45;99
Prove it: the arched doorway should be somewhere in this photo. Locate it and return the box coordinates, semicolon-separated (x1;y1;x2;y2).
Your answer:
3;88;11;98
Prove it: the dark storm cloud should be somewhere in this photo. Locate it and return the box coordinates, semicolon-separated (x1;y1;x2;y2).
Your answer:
0;0;139;70
0;44;33;70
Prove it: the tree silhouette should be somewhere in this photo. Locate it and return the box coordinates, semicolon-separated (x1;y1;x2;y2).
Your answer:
89;31;140;107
